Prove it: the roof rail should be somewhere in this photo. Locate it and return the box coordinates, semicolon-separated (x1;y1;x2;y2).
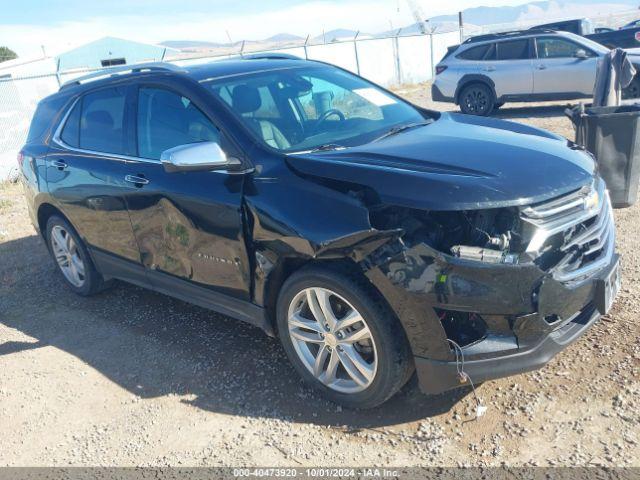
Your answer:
59;62;184;90
463;28;558;44
241;52;301;60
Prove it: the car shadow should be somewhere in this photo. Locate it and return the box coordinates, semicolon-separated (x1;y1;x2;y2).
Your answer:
0;234;470;429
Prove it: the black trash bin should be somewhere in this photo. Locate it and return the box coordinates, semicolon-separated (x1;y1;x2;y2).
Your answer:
567;104;640;208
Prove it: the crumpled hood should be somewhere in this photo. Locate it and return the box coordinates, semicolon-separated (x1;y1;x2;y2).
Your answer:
286;112;595;211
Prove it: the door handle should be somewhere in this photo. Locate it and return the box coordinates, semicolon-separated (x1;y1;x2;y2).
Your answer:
50;159;67;171
124;175;149;186
537;64;547;70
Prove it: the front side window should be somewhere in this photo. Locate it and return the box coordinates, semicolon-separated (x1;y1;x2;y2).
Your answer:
496;40;530;60
206;65;426;152
137;87;220;160
536;38;593;59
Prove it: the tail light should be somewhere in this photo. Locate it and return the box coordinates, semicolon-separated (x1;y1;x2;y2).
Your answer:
636;31;640;42
16;152;24;168
435;65;448;75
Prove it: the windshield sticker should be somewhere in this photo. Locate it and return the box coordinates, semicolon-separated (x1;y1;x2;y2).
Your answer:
353;88;397;107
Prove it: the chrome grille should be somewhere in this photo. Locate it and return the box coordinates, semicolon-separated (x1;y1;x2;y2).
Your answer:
521;179;615;283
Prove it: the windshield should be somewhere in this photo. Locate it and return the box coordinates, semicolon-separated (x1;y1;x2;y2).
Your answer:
204;65;427;152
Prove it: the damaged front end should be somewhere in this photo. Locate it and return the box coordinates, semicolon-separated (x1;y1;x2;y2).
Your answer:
361;177;619;394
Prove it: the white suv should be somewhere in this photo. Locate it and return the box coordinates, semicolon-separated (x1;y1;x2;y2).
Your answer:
432;29;640;115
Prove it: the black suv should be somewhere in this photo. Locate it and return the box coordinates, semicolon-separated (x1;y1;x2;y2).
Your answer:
20;57;620;408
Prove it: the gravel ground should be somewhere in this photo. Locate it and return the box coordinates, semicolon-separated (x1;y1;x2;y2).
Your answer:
0;84;639;468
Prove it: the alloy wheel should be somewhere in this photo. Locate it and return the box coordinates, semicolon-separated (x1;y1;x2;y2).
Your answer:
287;287;378;394
463;87;489;115
50;225;86;288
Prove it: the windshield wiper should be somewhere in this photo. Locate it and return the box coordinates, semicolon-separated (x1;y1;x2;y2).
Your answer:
373;121;433;142
308;143;346;153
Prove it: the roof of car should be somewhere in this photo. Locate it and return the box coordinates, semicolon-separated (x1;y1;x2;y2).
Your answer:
463;28;560;45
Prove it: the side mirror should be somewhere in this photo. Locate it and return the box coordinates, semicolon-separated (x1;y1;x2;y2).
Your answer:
160;142;241;173
574;49;589;60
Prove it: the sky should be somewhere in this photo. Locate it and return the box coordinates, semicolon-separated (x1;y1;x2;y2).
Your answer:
0;0;537;58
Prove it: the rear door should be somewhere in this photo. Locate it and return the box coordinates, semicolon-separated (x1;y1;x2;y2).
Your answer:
123;80;252;300
533;36;598;96
46;85;143;277
481;39;534;97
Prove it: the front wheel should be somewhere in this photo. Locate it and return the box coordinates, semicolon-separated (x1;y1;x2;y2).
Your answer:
459;83;495;116
277;267;413;409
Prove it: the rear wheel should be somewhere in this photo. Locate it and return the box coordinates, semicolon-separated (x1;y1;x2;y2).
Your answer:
277;267;413;409
459;83;495;116
46;215;108;296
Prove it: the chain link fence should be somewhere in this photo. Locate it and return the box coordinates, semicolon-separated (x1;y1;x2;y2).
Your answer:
1;8;638;181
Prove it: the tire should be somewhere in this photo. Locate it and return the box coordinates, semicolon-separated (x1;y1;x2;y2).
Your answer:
45;215;108;296
459;83;495;116
623;78;640;100
276;266;414;409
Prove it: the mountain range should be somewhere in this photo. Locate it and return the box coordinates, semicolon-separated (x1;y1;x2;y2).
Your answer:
160;0;639;51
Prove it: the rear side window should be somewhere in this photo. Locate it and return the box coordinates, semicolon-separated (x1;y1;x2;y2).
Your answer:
137;87;220;160
79;87;127;155
496;40;530;60
457;44;492;61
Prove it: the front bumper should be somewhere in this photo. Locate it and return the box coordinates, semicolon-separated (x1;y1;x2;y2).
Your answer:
365;239;620;395
415;252;620;394
415;301;600;394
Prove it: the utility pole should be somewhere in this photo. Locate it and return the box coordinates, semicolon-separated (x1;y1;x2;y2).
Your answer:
404;0;428;35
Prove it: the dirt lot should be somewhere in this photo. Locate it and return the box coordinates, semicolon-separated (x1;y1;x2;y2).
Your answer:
1;86;639;468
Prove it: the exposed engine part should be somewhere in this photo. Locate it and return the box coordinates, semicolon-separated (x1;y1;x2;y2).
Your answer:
451;245;519;264
488;232;511;250
369;205;523;258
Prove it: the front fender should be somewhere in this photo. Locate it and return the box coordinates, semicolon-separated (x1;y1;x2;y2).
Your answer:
243;165;402;306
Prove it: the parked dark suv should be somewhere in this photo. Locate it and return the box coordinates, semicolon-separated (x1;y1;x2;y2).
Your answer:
20;57;620;408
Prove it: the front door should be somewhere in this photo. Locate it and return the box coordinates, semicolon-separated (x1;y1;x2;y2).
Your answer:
124;84;251;300
533;37;598;96
46;86;142;275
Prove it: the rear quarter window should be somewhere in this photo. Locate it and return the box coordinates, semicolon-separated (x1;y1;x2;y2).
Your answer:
26;95;68;144
457;44;493;61
60;100;81;147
